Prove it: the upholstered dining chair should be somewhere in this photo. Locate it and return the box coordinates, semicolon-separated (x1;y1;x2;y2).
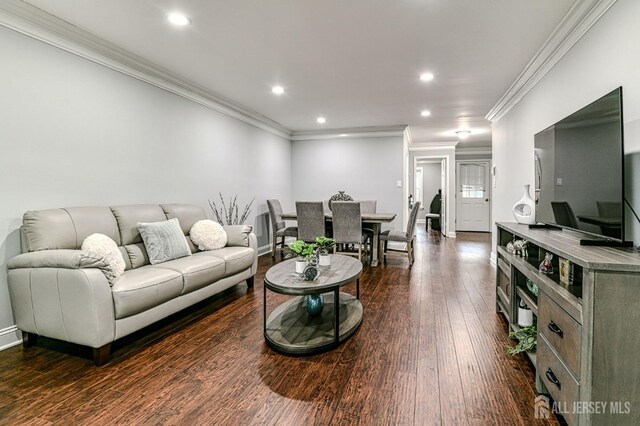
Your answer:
296;201;326;242
267;199;298;257
359;200;377;250
380;201;421;266
332;201;370;263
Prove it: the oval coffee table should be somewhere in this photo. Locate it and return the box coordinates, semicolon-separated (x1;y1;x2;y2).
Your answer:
263;254;363;355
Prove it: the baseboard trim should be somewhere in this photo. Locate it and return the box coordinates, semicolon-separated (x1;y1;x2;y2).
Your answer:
257;244;272;256
0;326;21;351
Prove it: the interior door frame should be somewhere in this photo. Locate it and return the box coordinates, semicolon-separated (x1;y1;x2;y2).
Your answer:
455;159;491;232
413;155;451;237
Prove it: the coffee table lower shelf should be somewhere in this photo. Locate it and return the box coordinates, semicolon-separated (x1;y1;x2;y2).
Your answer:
264;292;363;355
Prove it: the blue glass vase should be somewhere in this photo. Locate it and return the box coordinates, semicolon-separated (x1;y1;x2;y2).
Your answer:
305;294;324;316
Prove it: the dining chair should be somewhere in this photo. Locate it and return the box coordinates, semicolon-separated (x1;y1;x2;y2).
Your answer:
332;201;370;263
296;201;326;242
359;200;377;250
267;199;298;257
380;201;421;266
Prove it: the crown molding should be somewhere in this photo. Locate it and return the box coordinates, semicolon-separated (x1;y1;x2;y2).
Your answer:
486;0;618;123
456;147;492;156
0;0;291;139
403;126;413;146
290;125;407;141
409;141;459;151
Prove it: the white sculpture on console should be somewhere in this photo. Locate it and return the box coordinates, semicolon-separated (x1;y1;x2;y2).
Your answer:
513;184;536;225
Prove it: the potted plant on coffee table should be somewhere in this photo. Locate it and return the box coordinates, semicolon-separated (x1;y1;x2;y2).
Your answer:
288;240;317;274
315;236;335;266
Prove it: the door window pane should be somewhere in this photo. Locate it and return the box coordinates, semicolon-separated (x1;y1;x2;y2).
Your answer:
460;164;485;198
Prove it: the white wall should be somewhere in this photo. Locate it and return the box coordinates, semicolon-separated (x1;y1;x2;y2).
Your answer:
409;148;457;236
291;136;404;232
0;25;292;349
492;0;640;249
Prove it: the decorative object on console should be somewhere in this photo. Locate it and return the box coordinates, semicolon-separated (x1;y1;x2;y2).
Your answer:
81;233;125;284
315;236;335;266
506;239;515;254
328;191;353;210
137;218;192;265
512;184;536;224
559;257;574;285
190;219;227;250
517;300;534;327
505;323;537;357
305;294;324;316
209;193;254;225
539;252;554;274
526;279;539;297
513;239;528;258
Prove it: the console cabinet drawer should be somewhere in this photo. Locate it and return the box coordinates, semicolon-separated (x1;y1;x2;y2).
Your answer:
539;291;581;377
538;335;579;426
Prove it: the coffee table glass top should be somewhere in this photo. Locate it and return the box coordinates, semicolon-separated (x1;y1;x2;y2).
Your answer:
264;254;363;295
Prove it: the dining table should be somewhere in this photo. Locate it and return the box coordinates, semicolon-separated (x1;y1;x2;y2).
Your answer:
280;211;397;267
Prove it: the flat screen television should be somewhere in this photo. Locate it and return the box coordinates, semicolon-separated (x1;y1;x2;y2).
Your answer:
534;87;629;246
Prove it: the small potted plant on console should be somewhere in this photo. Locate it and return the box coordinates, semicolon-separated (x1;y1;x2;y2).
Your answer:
315;236;335;266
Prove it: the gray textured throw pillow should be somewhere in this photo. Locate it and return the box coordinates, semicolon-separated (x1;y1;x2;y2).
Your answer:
137;218;191;265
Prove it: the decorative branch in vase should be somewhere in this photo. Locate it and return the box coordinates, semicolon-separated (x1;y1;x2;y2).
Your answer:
209;193;255;225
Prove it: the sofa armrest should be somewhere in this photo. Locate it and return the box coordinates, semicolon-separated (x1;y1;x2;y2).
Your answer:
8;268;115;348
8;249;107;270
223;225;253;247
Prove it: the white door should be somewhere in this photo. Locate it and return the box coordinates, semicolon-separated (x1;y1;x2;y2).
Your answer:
456;161;490;232
440;158;447;236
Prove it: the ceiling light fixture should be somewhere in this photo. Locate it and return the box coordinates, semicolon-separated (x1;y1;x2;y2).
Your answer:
419;72;434;82
166;13;191;26
420;110;431;117
316;117;326;124
339;134;348;137
271;86;285;95
455;130;471;140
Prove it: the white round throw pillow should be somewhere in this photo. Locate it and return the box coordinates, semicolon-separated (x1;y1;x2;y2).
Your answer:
81;233;126;284
190;220;227;250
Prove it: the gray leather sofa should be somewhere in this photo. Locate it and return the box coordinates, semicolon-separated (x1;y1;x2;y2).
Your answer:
7;204;257;365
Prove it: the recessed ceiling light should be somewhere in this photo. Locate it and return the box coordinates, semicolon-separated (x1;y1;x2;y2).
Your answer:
420;110;431;117
316;117;326;124
420;72;434;82
455;130;471;140
339;134;348;137
166;13;191;26
271;86;285;95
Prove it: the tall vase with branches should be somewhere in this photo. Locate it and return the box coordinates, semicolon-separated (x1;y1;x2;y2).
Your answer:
209;193;255;226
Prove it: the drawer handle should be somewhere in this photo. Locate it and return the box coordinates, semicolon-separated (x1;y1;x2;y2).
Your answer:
545;368;562;390
548;321;564;338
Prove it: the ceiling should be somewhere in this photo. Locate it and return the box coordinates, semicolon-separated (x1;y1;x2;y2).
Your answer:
24;0;576;148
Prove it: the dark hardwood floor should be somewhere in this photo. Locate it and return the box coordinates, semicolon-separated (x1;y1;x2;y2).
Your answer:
0;228;563;425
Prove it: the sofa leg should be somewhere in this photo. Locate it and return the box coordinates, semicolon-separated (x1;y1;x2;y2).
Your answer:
246;276;255;289
93;343;111;366
22;331;38;349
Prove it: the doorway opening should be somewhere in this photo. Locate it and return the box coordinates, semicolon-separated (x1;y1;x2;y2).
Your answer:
413;155;449;237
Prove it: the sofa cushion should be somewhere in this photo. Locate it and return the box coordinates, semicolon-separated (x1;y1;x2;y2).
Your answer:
137;218;191;265
160;204;207;235
66;207;121;247
23;209;77;251
111;205;166;245
111;267;183;319
152;255;225;294
198;247;254;276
